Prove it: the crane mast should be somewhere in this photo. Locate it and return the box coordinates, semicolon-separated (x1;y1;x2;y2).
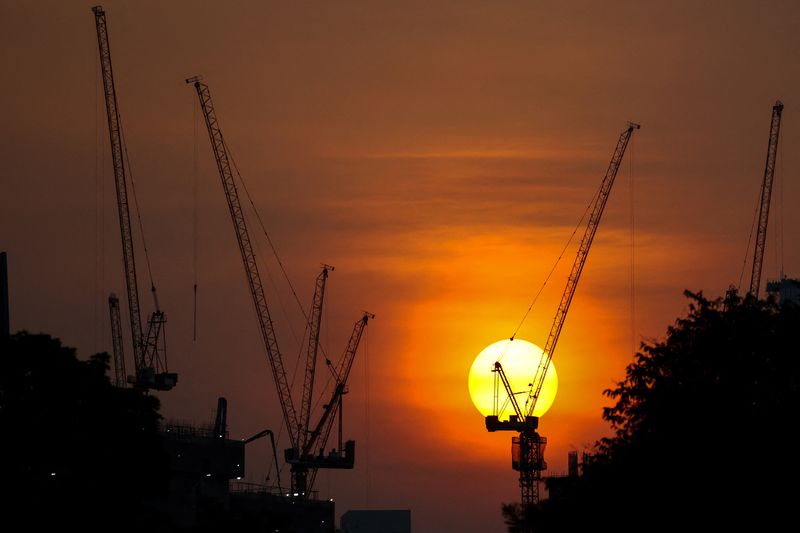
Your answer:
187;77;300;448
748;101;784;298
486;122;639;510
92;6;174;391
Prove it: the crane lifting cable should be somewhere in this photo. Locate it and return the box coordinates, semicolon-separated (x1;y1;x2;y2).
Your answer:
509;181;602;344
120;122;160;310
225;138;335;369
225;141;308;321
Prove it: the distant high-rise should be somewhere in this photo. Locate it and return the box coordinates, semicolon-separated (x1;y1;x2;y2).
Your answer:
766;277;800;305
1;252;9;337
341;510;411;533
568;451;579;478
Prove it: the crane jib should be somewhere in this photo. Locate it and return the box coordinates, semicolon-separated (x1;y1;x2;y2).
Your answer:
748;101;783;298
93;6;173;390
188;78;300;448
525;123;639;418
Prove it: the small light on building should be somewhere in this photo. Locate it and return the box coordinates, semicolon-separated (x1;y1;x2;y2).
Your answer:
236;476;242;480
206;473;211;477
329;498;334;502
293;492;299;497
51;472;56;476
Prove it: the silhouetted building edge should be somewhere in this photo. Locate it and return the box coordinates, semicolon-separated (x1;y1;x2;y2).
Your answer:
1;252;9;337
766;277;800;305
341;509;411;533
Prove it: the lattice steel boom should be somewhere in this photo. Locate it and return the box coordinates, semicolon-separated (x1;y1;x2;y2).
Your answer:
93;6;143;372
485;122;639;511
93;6;173;390
188;77;300;448
299;265;333;450
526;122;639;418
749;101;784;298
304;312;374;492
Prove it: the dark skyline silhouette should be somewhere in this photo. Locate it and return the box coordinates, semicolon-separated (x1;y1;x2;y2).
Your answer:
2;2;799;531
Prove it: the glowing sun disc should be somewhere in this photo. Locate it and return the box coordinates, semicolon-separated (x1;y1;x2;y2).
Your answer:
468;339;558;419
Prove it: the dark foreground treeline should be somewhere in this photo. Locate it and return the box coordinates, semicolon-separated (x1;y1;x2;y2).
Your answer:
504;291;800;532
0;332;171;531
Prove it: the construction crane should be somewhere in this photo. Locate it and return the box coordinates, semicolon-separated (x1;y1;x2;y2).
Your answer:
486;122;640;507
108;293;126;387
748;101;784;298
293;311;374;493
188;76;373;497
92;6;176;391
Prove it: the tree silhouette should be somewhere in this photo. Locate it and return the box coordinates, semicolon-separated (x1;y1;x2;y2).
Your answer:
505;291;800;532
0;332;169;531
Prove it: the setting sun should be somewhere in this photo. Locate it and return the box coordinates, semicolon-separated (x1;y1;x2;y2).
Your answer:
468;339;558;419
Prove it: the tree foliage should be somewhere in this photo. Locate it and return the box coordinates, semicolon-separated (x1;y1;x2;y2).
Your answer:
0;332;169;530
505;291;800;531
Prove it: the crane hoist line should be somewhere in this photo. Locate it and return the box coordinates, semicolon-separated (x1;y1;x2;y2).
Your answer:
188;75;374;497
486;122;639;508
92;5;176;391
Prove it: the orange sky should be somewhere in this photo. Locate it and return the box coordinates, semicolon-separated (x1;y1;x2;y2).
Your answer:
2;1;800;531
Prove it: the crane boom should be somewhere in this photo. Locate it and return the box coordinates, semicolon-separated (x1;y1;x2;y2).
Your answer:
303;312;373;458
299;265;333;449
525;123;639;417
493;361;524;422
303;312;373;492
749;101;784;298
93;6;174;390
188;77;300;448
485;122;639;510
92;6;144;369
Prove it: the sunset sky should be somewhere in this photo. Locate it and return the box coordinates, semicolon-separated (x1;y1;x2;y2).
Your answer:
3;1;800;531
